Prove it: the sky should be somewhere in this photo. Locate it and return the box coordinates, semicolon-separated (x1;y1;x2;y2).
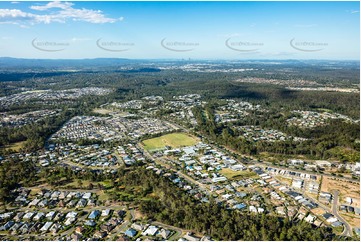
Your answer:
0;1;359;60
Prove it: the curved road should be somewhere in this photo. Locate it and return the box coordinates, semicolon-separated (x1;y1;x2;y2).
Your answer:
153;120;357;237
332;190;352;237
298;190;352;237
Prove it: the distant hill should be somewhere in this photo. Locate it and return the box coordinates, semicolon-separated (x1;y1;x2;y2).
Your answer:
0;57;141;69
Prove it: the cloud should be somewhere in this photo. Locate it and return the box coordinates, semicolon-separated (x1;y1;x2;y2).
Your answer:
0;9;35;23
30;1;74;11
0;1;122;25
346;10;359;14
56;7;118;24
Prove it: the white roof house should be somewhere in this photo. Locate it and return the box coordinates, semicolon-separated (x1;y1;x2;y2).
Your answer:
82;192;92;200
40;222;53;232
142;225;159;236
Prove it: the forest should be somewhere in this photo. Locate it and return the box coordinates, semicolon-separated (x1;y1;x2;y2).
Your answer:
0;163;347;241
120;167;344;241
0;59;359;161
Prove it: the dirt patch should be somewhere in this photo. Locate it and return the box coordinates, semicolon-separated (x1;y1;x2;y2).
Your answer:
275;176;292;186
340;212;360;228
320;177;360;202
311;207;326;216
92;108;113;114
134;209;143;220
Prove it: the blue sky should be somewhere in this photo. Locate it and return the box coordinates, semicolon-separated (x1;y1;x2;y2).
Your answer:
0;1;359;60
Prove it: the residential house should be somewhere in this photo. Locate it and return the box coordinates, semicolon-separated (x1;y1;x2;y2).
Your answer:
84;220;96;227
142;225;159;236
101;209;112;217
66;211;78;219
64;217;76;226
19;223;31;234
46;211;56;221
13;212;25;222
93;231;107;239
28;198;40;207
40;222;53;232
10;222;23;233
23;212;35;220
38;199;48;208
76;199;87;208
75;226;85;235
33;212;45;221
131;223;145;231
125;228;137;238
82;192;92;200
158;228;171;239
50;223;62;233
70;233;82;241
88;210;100;220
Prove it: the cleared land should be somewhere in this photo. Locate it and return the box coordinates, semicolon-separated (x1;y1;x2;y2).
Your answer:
220;168;257;180
0;141;26;152
320;176;360;227
339;212;360;228
311;207;327;216
320;177;360;201
275;175;293;186
142;132;199;151
92;108;113;114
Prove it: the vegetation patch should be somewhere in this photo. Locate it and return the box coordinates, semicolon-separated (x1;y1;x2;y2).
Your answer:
142;132;199;151
92;108;113;114
220;168;257;180
0;141;27;152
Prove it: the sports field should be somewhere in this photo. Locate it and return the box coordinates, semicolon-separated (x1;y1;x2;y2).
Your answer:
142;132;199;151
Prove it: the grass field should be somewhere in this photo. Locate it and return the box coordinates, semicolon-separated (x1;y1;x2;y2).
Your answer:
275;175;293;186
92;108;113;114
314;108;333;113
142;132;199;151
220;168;257;180
0;141;26;152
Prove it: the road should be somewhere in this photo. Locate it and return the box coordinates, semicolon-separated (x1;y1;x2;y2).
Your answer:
286;182;353;238
259;162;358;183
274;176;353;238
61;158;122;171
217;144;358;183
129;208;135;221
138;143;210;192
146;120;357;237
104;208;134;239
152;221;187;240
332;190;352;237
152;221;185;234
161;120;360;185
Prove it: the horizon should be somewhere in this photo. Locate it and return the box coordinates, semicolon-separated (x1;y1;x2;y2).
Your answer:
0;1;360;60
0;56;361;62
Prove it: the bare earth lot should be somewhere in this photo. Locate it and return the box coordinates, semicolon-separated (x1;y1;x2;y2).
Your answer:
320;177;360;202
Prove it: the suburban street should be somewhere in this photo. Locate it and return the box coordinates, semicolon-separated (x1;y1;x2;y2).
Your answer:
156;120;358;239
332;190;353;237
